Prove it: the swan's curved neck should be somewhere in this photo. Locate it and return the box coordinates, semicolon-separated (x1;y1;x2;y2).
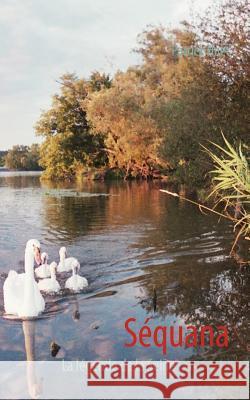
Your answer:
25;247;35;278
51;269;56;281
60;253;65;267
72;267;77;290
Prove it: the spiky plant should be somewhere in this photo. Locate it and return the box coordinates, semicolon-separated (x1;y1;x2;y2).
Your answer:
203;133;250;253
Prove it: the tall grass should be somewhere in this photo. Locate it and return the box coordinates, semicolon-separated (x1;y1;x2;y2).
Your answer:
160;134;249;260
202;133;250;253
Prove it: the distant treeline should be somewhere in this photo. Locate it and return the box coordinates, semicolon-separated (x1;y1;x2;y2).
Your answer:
0;151;7;167
33;0;248;185
4;145;42;171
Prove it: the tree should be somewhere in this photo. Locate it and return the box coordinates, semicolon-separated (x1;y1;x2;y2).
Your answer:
35;0;249;185
5;144;41;170
197;0;249;143
0;151;7;167
159;0;249;185
35;72;111;180
86;25;199;179
86;68;164;179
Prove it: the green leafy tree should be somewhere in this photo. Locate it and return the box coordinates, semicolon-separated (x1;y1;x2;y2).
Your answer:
5;144;41;170
0;151;7;167
159;0;249;185
36;73;111;180
197;0;249;142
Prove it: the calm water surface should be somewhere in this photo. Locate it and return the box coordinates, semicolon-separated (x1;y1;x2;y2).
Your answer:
0;172;249;361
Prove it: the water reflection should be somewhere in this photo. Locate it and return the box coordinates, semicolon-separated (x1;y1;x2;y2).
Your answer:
0;172;41;189
23;320;43;398
0;173;249;362
137;266;249;359
72;296;80;321
41;180;165;243
42;194;108;242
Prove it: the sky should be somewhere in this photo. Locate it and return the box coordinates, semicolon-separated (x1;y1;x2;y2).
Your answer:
0;0;214;150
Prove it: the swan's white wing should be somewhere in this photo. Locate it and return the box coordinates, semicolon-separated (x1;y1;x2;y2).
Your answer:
3;271;25;315
38;278;60;293
77;275;88;289
35;264;51;279
65;276;73;290
37;278;49;291
58;257;79;272
65;274;88;291
19;280;45;317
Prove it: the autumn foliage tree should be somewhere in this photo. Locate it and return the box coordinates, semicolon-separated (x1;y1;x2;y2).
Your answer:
35;0;249;185
85;26;199;179
86;69;164;179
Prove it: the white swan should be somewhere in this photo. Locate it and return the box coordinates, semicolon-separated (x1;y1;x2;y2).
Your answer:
38;262;60;294
65;263;88;292
35;252;50;279
57;246;80;272
3;239;45;318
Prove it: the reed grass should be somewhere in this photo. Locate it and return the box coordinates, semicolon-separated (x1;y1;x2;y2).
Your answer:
202;133;249;253
160;133;249;257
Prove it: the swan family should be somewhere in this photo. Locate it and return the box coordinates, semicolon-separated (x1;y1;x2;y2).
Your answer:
3;239;88;318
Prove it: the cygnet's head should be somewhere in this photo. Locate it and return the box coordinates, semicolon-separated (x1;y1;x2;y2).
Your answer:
41;252;49;264
50;261;57;274
72;259;80;273
59;246;67;257
26;239;42;265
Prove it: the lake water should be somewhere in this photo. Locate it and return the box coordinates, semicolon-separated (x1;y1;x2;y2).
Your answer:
0;172;249;361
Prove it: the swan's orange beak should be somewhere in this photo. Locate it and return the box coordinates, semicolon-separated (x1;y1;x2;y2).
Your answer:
34;247;42;266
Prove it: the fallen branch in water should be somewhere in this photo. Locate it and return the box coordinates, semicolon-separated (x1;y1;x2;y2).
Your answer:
160;189;249;260
159;189;238;223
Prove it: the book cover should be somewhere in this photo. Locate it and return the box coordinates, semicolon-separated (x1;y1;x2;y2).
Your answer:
0;0;249;399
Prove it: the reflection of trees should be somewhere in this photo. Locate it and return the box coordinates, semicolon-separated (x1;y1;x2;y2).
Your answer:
2;176;248;362
41;177;110;240
0;174;41;189
132;191;249;360
42;194;108;241
41;180;165;241
137;259;249;360
183;267;250;360
104;180;164;226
